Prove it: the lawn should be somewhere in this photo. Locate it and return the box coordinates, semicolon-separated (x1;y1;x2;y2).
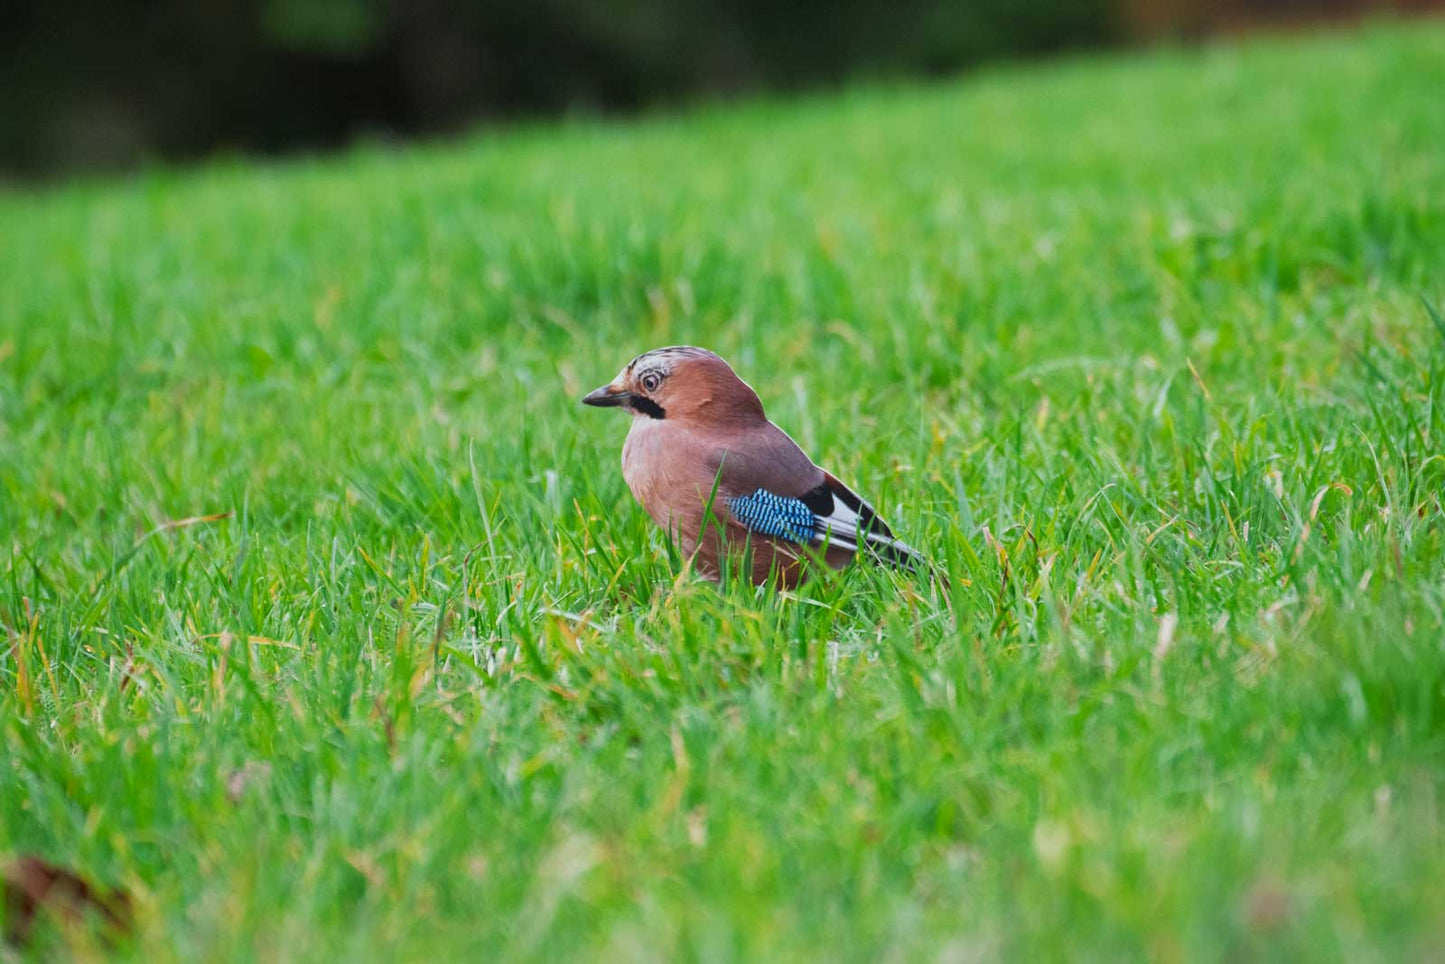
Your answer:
3;20;1445;962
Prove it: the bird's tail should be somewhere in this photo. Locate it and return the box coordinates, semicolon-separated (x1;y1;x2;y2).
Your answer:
815;473;932;576
858;530;928;572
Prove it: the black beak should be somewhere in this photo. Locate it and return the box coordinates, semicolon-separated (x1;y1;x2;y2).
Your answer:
582;385;628;408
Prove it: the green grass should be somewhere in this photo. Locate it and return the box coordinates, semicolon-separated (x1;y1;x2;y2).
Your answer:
3;20;1445;961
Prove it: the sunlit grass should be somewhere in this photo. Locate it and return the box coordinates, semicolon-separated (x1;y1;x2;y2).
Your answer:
2;20;1444;961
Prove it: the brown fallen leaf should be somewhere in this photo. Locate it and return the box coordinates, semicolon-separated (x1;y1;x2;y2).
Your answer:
225;760;273;803
1;854;132;949
1239;877;1292;933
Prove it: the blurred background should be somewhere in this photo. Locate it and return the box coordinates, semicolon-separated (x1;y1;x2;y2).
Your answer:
1;0;1436;181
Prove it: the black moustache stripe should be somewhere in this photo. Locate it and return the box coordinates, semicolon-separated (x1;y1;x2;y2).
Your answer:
631;396;666;419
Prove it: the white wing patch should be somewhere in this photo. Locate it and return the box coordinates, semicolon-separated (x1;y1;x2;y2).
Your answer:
811;498;864;551
809;487;922;567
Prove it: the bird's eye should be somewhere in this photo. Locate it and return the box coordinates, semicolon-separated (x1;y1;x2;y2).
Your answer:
640;372;662;392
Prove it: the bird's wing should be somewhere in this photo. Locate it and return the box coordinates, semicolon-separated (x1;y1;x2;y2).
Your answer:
726;472;924;571
706;421;924;571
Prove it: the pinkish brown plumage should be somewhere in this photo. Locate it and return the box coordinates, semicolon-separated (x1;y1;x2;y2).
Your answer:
583;346;922;587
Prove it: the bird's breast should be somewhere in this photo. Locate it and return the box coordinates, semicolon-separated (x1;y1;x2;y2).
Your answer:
621;418;715;541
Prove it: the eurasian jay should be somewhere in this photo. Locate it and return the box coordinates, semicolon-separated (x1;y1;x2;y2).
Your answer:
583;346;924;587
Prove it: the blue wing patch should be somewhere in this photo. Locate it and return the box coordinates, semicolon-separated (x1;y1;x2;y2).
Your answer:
728;488;816;543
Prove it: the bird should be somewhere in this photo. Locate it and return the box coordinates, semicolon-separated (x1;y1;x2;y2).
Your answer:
582;346;925;587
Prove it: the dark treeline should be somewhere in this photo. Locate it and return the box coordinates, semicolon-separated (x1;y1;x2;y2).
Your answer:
0;0;1426;178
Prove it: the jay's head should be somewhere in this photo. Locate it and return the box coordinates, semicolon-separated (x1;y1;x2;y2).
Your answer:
583;346;764;425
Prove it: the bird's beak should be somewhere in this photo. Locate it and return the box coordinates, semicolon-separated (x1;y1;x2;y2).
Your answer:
582;384;628;408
